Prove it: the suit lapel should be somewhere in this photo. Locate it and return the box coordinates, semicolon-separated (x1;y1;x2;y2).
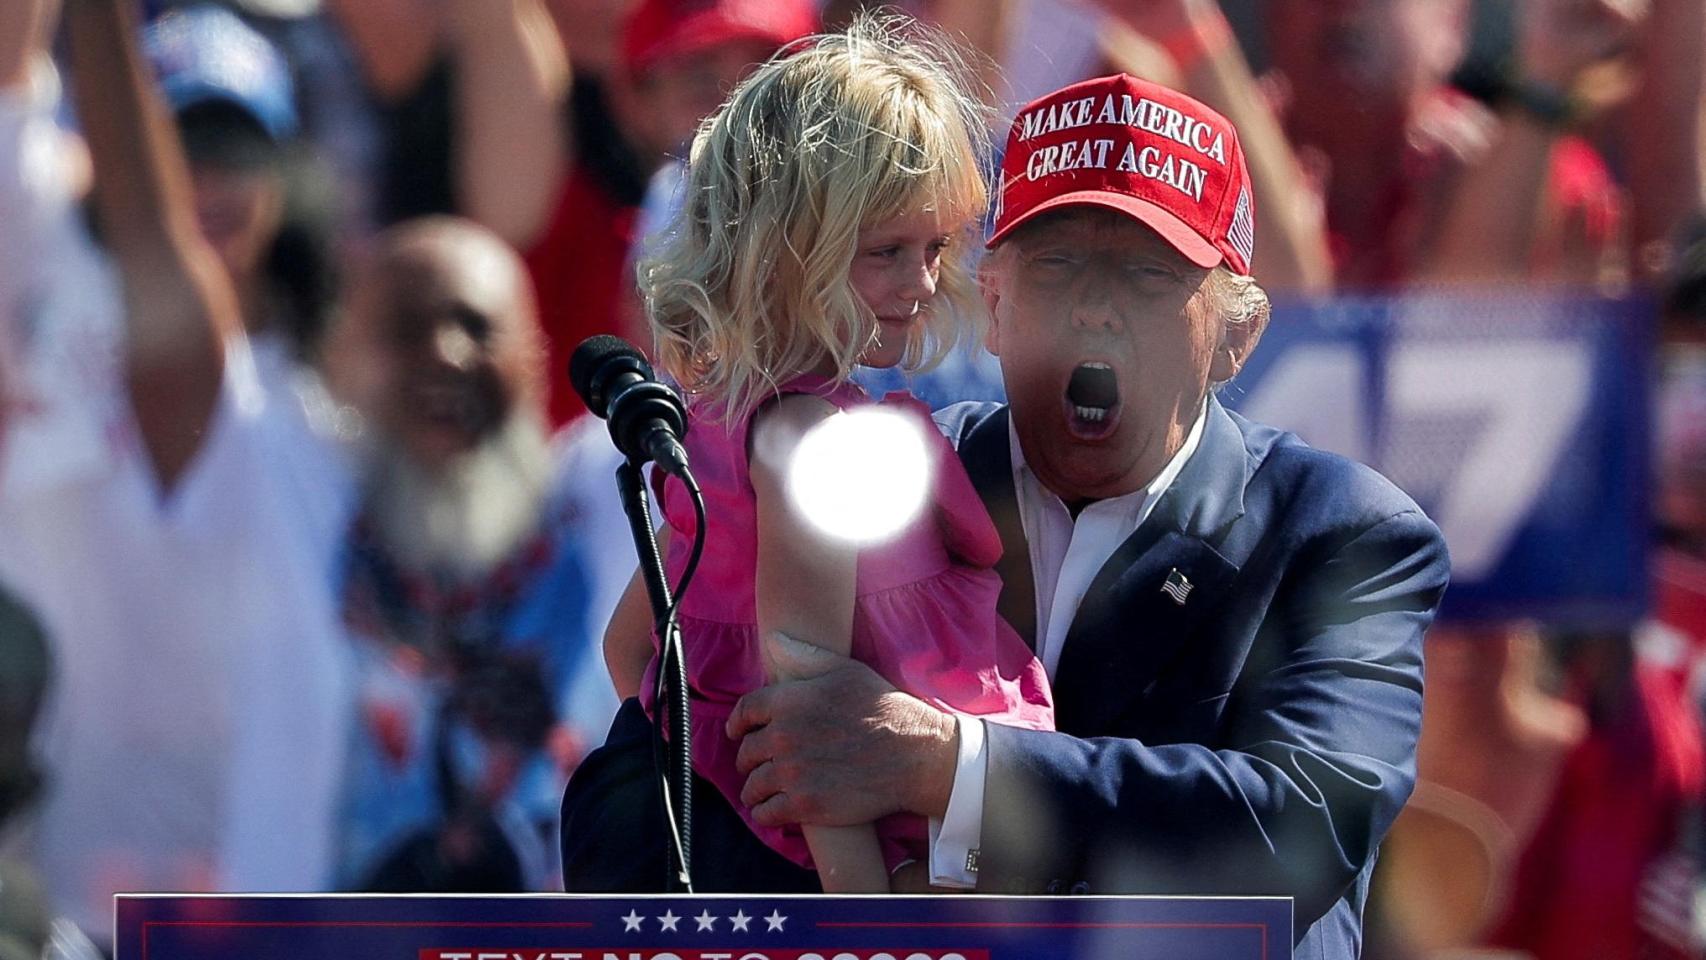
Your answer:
956;407;1037;650
1052;398;1251;734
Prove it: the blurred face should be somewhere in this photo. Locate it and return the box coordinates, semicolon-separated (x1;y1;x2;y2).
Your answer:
849;207;953;369
346;238;538;470
985;210;1255;504
640;38;779;153
1266;0;1467;110
190;163;284;290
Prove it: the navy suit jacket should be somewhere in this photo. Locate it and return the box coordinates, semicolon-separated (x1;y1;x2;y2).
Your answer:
562;396;1447;959
936;396;1448;958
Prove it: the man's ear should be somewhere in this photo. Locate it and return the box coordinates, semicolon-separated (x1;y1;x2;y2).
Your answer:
1210;309;1268;382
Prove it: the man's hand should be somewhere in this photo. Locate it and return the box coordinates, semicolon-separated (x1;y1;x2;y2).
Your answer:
727;633;959;829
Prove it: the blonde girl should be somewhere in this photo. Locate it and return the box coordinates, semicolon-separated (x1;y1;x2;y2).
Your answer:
606;12;1052;893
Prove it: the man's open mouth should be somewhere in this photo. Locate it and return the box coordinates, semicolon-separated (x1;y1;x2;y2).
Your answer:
1064;361;1120;439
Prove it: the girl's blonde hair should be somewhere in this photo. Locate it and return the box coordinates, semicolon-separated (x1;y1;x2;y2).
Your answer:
640;12;991;421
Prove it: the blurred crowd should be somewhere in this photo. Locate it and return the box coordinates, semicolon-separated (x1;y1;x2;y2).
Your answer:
0;0;1703;958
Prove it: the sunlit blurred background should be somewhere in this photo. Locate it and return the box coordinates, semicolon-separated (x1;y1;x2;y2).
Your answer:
2;0;1704;957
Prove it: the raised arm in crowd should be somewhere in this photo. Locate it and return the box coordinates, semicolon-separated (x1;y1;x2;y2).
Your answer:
1091;0;1336;297
328;0;567;250
64;0;240;490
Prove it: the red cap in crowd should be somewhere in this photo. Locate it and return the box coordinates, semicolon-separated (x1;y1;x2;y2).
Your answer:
987;73;1256;275
622;0;818;73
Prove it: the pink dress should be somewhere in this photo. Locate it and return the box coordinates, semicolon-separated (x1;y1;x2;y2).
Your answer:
644;375;1054;872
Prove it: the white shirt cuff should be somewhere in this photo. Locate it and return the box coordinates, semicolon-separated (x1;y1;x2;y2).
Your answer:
927;714;986;888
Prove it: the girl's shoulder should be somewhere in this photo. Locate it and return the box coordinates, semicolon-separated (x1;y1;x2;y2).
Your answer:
731;373;869;437
747;391;838;484
684;374;872;479
752;390;838;433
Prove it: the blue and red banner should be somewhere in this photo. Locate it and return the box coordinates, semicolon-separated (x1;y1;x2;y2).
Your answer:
117;894;1291;960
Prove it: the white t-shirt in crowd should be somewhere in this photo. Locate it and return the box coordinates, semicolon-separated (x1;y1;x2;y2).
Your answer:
0;62;355;943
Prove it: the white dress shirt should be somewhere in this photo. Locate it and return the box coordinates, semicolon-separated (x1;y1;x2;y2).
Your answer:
928;402;1209;887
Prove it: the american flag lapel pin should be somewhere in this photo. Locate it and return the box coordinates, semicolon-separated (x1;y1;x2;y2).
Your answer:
1161;568;1193;606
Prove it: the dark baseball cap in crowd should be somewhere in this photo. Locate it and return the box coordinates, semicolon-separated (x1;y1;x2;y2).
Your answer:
142;4;298;150
621;0;818;74
988;73;1256;275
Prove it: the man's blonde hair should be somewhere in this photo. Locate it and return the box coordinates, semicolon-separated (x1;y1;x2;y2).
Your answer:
1193;266;1271;333
640;12;990;421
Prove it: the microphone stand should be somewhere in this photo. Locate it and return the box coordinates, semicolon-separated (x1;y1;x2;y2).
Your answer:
615;459;693;892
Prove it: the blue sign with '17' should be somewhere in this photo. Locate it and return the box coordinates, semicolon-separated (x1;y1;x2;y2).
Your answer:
117;894;1291;960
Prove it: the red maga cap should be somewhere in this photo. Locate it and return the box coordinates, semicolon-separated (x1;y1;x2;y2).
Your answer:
622;0;818;74
987;73;1256;275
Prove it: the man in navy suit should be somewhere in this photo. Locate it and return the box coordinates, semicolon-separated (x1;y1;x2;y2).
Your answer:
722;74;1449;955
563;73;1448;957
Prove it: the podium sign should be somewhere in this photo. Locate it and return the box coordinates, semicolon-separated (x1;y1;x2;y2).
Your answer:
117;894;1291;960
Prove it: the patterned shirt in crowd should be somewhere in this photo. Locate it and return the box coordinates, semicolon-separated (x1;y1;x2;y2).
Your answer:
334;477;611;892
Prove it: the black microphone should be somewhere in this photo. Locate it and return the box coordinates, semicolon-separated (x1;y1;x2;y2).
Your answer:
569;335;691;478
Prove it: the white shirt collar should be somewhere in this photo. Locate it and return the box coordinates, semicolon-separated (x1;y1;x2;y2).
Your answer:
1006;398;1210;679
928;399;1213;887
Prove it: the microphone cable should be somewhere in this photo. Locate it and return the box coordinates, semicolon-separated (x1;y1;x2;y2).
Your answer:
650;467;706;892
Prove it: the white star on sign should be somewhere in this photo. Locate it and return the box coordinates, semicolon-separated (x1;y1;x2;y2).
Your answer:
694;910;717;932
729;910;752;932
621;910;644;932
657;910;680;932
765;910;787;932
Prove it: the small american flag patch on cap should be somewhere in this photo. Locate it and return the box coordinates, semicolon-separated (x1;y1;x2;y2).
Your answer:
1228;187;1254;267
